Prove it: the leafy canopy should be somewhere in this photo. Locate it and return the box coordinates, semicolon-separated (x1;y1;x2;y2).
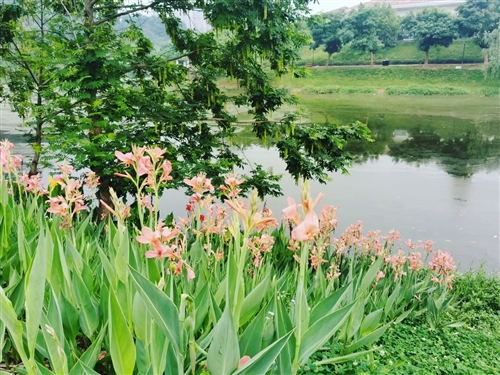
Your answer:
414;7;458;53
1;0;372;204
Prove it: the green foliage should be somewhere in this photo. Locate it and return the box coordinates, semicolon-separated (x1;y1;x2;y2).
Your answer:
414;7;458;63
485;24;500;78
298;38;484;66
0;143;459;374
308;12;346;66
456;0;499;49
385;86;469;96
1;0;370;206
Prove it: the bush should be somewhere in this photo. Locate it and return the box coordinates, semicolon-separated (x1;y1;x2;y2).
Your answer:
385;86;470;96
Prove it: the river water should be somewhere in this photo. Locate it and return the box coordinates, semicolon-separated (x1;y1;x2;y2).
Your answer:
1;97;499;272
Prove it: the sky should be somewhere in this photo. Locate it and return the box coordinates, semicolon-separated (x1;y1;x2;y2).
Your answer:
309;0;371;14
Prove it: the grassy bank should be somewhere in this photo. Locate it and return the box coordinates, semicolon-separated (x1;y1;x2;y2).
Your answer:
300;270;500;375
277;66;499;97
298;39;484;66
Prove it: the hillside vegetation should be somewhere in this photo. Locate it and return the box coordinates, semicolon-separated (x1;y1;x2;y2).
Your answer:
298;39;484;66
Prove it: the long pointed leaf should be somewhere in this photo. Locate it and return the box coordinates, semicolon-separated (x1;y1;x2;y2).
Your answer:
109;288;136;374
128;267;181;357
232;329;295;375
25;227;47;358
207;306;240;375
298;302;355;364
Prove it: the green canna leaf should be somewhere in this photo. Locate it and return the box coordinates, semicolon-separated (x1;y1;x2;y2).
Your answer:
0;288;30;369
272;296;294;375
239;273;270;326
73;271;99;338
25;227;47;359
314;347;378;366
207;306;240;375
298;301;355;365
309;284;349;325
128;267;181;361
360;308;384;336
342;322;391;354
109;288;136;375
239;302;267;357
69;324;107;374
358;256;383;297
232;329;295;375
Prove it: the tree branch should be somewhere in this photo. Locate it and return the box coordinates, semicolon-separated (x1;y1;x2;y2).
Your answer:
10;41;40;87
94;1;162;25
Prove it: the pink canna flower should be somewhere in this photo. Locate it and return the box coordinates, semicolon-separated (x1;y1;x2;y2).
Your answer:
375;271;385;282
137;156;153;176
239;356;251;369
58;161;73;176
84;171;100;189
146;146;166;163
282;197;301;224
160;160;173;182
409;252;423;271
46;196;70;217
145;244;175;260
292;211;320;241
115;151;135;166
137;226;161;246
302;192;324;214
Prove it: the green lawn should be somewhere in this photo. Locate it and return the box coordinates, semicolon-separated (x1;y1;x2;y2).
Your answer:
299;38;484;66
275;66;499;97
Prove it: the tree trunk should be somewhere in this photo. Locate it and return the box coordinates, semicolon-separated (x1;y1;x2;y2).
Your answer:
370;51;374;67
424;51;429;66
483;49;489;66
29;92;44;176
326;53;331;67
96;180;113;220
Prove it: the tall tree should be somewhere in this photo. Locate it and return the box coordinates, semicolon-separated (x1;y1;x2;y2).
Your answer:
2;0;372;214
344;4;399;67
398;12;417;40
0;0;58;175
308;12;345;66
373;3;400;48
414;7;458;66
456;0;500;64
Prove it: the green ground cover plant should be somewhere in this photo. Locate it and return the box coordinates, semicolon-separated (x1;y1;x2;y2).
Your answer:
298;39;484;66
1;140;459;374
299;270;500;375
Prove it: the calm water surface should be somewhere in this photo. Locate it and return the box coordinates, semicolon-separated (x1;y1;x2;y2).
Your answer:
2;97;499;271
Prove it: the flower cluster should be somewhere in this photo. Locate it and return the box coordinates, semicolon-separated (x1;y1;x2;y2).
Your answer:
281;181;324;242
136;221;195;280
115;145;173;193
429;250;456;289
19;173;48;196
46;162;89;228
0;139;22;173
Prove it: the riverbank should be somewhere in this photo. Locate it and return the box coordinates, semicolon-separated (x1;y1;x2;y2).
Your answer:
277;66;499;97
